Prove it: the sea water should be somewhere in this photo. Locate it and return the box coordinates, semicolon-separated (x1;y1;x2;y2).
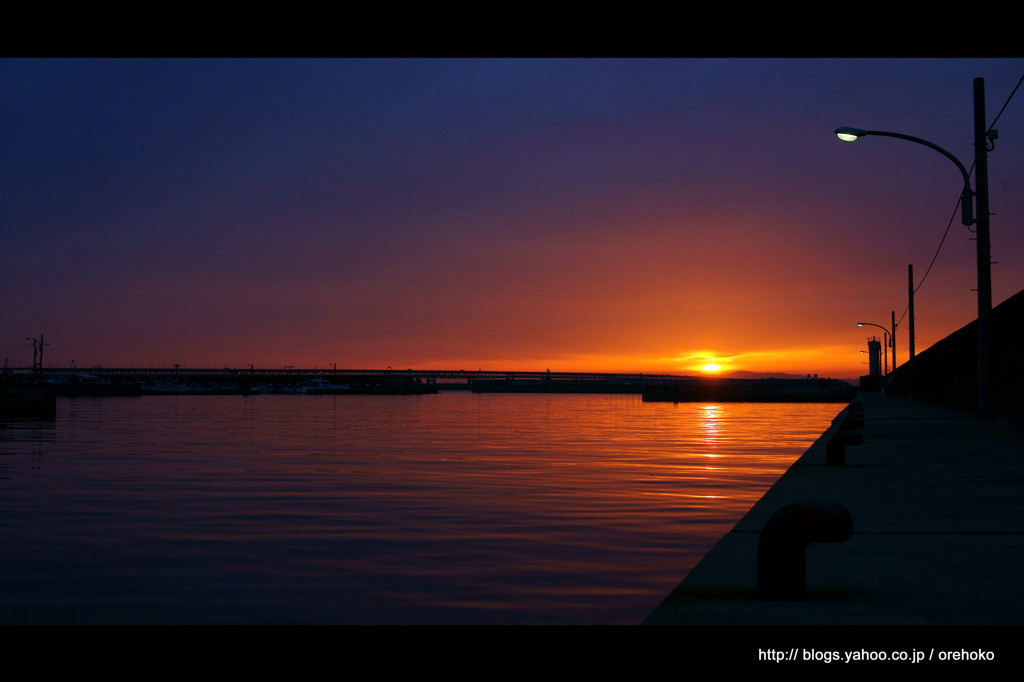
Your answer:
0;392;841;624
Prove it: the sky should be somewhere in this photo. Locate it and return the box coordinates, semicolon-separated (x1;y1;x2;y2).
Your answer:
4;58;1024;379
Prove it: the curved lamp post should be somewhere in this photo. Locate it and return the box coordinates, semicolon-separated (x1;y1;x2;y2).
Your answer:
857;322;891;375
834;78;993;417
834;127;975;228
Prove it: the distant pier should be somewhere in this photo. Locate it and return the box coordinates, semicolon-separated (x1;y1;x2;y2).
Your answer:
1;367;691;397
1;366;863;399
642;377;856;403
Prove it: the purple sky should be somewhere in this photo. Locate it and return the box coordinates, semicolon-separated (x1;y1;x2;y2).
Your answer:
4;58;1024;377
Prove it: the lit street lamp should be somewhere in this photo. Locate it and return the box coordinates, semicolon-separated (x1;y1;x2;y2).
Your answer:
834;127;975;228
857;322;892;375
835;78;994;417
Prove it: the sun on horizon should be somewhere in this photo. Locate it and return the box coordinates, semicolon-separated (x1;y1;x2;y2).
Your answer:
676;352;734;375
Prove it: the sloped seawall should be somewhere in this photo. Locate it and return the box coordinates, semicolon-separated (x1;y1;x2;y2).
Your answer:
888;287;1024;421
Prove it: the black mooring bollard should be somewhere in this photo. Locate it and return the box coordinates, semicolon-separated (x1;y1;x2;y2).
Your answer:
826;431;863;466
841;406;864;430
841;401;864;430
756;501;853;599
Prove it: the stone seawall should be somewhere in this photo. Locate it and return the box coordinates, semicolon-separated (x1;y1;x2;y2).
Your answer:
888;286;1024;421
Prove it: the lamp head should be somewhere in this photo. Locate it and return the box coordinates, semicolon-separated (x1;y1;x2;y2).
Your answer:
856;322;866;327
835;127;868;142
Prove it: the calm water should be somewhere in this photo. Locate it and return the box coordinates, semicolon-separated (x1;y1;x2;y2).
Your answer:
0;392;841;624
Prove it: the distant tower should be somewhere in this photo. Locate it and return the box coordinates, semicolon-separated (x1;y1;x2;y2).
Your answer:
867;336;882;376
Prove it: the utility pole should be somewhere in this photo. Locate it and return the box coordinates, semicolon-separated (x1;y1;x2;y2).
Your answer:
39;334;48;376
907;265;915;400
25;337;38;375
973;77;994;419
891;310;897;373
24;335;48;382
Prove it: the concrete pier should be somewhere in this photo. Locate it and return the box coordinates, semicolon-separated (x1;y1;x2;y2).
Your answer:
645;392;1024;627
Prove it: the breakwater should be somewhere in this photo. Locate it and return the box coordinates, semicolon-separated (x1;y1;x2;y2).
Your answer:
887;286;1024;421
642;377;855;403
1;370;438;396
644;391;1024;629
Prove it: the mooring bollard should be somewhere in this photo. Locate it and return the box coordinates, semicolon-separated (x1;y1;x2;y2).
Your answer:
826;431;863;466
841;403;865;430
756;501;854;599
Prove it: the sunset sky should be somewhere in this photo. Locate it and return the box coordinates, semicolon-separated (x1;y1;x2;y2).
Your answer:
4;58;1024;379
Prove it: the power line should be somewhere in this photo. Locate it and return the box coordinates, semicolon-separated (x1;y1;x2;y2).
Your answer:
988;73;1024;134
897;72;1024;328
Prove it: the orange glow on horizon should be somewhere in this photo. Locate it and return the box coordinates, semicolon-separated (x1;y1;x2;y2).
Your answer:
383;344;863;380
81;343;865;381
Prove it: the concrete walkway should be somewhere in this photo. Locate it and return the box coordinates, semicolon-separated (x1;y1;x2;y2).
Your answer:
644;392;1024;625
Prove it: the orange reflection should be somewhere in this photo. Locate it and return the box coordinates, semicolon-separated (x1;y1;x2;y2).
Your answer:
700;403;721;455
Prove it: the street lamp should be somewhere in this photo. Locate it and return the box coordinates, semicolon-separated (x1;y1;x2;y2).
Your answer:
834;78;994;417
857;322;892;375
834;127;974;228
